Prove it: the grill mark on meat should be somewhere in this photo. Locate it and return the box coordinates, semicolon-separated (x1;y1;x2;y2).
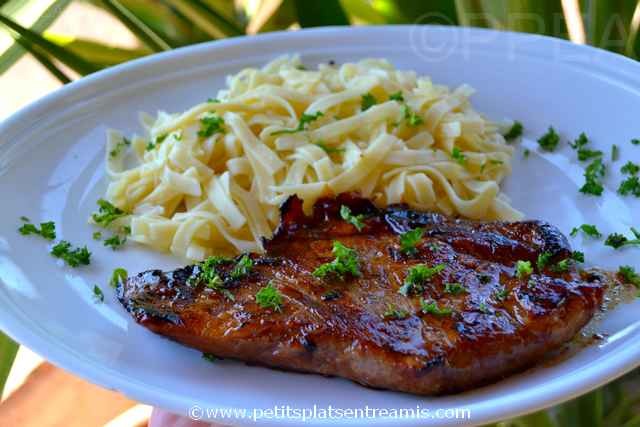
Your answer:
117;194;605;395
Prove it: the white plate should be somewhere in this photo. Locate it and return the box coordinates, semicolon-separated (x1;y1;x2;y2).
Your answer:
0;26;639;426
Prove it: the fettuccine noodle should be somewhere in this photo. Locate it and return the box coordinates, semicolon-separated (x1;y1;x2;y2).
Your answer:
99;56;522;260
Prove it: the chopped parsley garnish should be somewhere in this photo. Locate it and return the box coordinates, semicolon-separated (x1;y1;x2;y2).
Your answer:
504;121;523;141
340;205;365;231
612;144;619;162
569;132;589;150
92;199;127;227
618;176;640;197
361;93;377;111
478;302;491;314
383;304;410;320
420;299;453;316
92;231;102;240
189;256;235;299
444;282;466;295
605;228;640;249
402;105;423;127
109;137;131;158
618;266;640;287
621;161;640;175
536;252;552;271
570;224;602;238
230;254;253;280
537;127;560;151
110;268;128;288
632;139;640;145
198;113;225;138
495;286;509;302
196;256;230;284
207;98;220;103
312;241;361;280
50;241;91;267
451;147;466;166
399;263;446;296
572;251;585;263
93;285;104;303
271;111;324;135
577;148;603;162
399;228;424;256
255;282;283;311
145;133;168;151
478;274;492;284
389;91;404;102
314;141;344;154
579;158;606;196
515;260;533;278
205;275;224;291
18;219;56;240
551;259;571;273
480;160;503;173
103;234;127;250
523;149;530;158
202;353;220;362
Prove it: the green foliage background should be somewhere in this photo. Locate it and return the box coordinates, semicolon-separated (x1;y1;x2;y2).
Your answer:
1;1;639;425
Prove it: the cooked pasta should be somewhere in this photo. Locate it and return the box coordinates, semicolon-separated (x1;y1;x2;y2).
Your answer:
98;55;522;260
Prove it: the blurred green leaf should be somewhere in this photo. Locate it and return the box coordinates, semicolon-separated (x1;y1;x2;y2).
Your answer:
0;331;18;398
0;0;71;75
341;0;387;24
512;411;557;427
165;0;243;39
0;12;100;75
100;0;208;46
293;0;349;27
201;0;246;28
585;0;638;53
622;415;640;427
15;34;71;83
245;0;297;34
372;0;459;25
101;0;172;51
44;32;148;66
455;0;493;27
479;0;567;37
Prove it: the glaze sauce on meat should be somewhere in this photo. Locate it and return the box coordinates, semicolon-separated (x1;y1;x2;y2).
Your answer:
118;195;605;395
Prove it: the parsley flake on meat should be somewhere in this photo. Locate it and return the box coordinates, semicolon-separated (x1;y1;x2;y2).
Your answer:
255;282;283;312
340;205;365;231
313;241;361;280
420;300;453;316
399;263;445;296
399;228;425;256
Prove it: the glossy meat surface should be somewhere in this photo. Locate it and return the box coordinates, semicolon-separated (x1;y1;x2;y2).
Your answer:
118;195;604;394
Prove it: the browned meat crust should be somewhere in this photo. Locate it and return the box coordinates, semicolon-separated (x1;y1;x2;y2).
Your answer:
117;195;605;395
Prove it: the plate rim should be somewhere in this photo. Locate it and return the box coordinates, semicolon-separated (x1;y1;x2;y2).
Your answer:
1;25;640;426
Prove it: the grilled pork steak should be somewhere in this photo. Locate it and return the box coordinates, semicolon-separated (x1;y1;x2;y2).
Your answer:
118;195;605;395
